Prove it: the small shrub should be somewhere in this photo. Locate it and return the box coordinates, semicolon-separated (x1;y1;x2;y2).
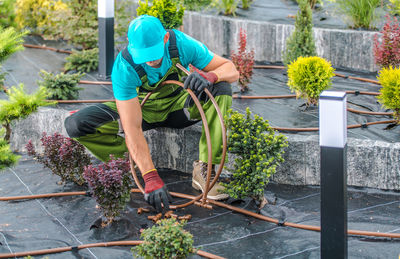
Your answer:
373;15;400;68
388;0;400;16
0;0;17;28
0;128;20;171
64;48;99;73
327;0;381;29
241;0;252;9
377;66;400;123
287;56;335;106
137;0;185;29
57;0;133;49
37;70;84;100
0;84;54;142
179;0;211;11
83;154;132;223
15;0;69;37
58;0;98;49
230;28;255;92
133;218;194;259
211;0;239;16
0;26;27;63
283;0;316;66
223;108;288;203
26;132;91;185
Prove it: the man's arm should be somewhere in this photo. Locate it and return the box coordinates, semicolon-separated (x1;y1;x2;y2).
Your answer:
116;97;154;173
116;97;172;212
202;54;239;83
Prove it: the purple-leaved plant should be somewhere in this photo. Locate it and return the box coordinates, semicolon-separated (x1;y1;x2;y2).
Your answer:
26;132;90;185
83;154;132;224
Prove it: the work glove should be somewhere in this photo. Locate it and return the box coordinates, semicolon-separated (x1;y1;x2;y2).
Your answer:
143;169;172;212
183;66;218;95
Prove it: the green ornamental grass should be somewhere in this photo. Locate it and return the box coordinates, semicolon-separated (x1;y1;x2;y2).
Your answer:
328;0;381;29
377;66;400;123
287;56;335;106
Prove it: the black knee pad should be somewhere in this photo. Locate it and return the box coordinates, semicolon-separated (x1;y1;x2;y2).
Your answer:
64;114;90;138
64;104;119;138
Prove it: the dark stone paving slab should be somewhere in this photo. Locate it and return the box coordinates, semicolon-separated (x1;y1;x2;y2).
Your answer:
0;157;399;258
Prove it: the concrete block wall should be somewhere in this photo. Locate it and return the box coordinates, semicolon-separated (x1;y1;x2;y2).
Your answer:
183;12;379;72
10;108;400;190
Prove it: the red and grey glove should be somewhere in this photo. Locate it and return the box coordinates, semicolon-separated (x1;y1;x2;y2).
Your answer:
143;169;172;212
183;66;218;95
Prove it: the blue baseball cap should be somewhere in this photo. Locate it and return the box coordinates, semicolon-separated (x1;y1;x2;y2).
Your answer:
127;15;167;64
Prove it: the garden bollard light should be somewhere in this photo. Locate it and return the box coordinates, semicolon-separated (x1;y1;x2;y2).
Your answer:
98;0;114;79
319;91;348;259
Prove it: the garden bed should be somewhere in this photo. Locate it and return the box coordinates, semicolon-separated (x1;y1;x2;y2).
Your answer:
3;33;400;190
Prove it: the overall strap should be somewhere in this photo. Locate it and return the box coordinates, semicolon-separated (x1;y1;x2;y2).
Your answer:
166;29;179;59
121;47;146;79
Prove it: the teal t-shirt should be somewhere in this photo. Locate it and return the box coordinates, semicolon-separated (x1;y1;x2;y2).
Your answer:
111;29;214;101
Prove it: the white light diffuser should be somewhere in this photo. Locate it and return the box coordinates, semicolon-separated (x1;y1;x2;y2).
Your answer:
98;0;114;18
319;91;347;148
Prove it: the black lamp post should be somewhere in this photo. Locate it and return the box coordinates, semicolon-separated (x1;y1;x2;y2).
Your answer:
319;91;348;259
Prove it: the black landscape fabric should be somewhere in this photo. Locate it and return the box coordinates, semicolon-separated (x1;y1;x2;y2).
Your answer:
0;157;399;258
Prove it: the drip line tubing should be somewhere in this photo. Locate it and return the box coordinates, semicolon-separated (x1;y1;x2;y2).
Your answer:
0;241;225;259
45;99;113;103
2;189;400;239
129;78;215;208
23;44;73;54
79;80;111;85
347;107;393;116
272;119;396;132
20;44;382;86
253;65;381;85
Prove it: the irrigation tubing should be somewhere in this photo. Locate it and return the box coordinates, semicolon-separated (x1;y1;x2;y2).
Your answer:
21;44;382;86
43;100;396;132
0;241;225;259
129;78;214;209
272;119;396;132
1;189;400;239
23;44;73;54
253;65;381;85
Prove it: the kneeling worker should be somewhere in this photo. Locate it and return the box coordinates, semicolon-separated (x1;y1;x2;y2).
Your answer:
65;15;239;212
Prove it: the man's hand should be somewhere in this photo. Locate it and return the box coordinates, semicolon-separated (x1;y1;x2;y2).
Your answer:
143;169;172;212
183;66;218;94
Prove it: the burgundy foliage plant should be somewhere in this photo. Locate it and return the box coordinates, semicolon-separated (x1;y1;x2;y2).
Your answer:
230;28;255;93
374;15;400;68
83;154;132;223
26;132;90;185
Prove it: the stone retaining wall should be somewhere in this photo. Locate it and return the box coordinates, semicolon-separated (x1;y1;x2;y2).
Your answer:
10;108;399;190
183;12;379;72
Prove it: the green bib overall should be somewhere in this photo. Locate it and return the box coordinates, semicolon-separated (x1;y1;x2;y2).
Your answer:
69;30;232;164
